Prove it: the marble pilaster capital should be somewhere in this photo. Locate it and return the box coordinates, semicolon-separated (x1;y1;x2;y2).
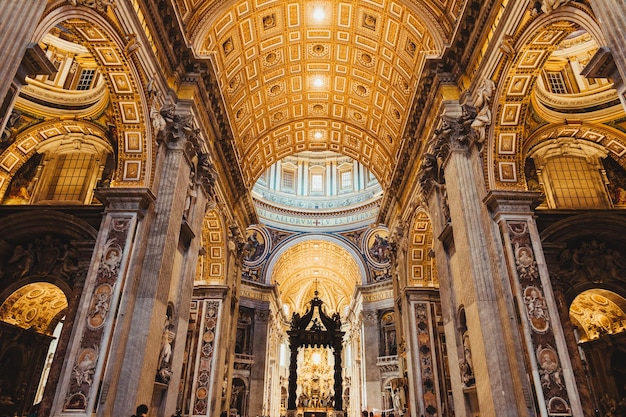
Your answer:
94;187;155;216
361;310;377;325
156;105;198;151
432;109;477;161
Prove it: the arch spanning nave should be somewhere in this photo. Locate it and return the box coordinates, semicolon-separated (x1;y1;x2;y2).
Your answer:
0;1;626;417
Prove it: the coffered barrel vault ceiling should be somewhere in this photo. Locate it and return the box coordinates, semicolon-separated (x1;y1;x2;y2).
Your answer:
179;0;467;188
270;239;361;314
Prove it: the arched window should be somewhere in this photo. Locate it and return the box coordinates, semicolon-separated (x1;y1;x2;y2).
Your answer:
528;138;611;209
30;133;112;204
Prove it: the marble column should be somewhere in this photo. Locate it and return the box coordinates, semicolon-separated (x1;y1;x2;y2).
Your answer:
92;104;212;417
248;307;270;417
403;289;443;417
188;286;230;417
419;99;535;417
361;309;381;412
589;2;626;90
486;190;586;417
0;1;46;118
333;341;343;412
37;241;93;417
287;339;298;411
49;188;154;417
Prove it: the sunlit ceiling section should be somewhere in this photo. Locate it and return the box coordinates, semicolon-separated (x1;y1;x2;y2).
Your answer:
0;282;67;335
570;289;626;342
190;0;448;189
271;239;360;315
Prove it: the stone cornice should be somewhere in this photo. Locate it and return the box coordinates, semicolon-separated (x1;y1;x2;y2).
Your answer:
379;0;490;223
144;0;190;74
483;190;543;219
198;63;257;224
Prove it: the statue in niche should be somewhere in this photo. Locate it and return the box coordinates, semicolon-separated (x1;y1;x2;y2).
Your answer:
183;168;197;220
459;331;475;387
390;379;407;416
156;324;175;384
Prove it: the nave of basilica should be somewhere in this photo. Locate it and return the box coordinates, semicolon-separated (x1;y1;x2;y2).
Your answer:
1;1;626;417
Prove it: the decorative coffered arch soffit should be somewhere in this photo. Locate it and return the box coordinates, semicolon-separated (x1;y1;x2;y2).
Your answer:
489;5;615;189
0;120;110;197
30;6;153;187
0;282;68;336
183;0;466;188
407;209;438;287
267;234;367;315
523;123;626;169
197;209;227;283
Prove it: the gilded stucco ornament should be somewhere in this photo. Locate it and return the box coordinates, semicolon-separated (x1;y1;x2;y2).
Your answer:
157;105;195;148
67;0;115;12
540;0;570;14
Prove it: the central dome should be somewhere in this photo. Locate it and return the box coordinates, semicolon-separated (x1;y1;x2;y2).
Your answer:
252;151;382;230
